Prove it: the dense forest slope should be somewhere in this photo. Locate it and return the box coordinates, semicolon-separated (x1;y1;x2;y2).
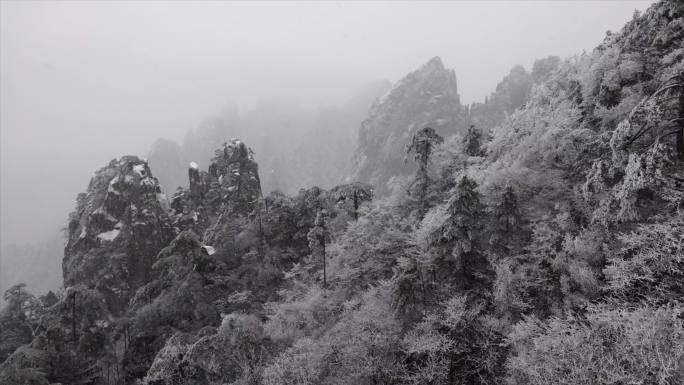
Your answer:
1;1;683;384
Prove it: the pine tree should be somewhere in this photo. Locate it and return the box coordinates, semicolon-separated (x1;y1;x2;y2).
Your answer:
463;125;484;156
405;127;444;206
307;210;329;288
489;182;523;256
432;175;487;287
331;182;373;220
0;284;36;362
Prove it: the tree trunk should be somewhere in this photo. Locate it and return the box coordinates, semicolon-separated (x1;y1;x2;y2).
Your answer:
321;215;327;289
71;292;77;347
353;191;359;220
677;86;684;160
322;236;327;289
421;142;429;206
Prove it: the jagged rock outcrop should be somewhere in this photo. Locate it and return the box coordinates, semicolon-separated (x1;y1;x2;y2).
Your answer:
469;57;561;135
188;161;206;201
145;105;241;198
63;156;174;313
123;139;271;380
183;104;242;174
350;57;467;194
3;3;683;385
169;139;262;238
205;139;262;215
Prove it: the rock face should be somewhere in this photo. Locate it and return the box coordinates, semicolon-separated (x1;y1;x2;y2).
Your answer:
206;139;262;215
123;140;268;379
350;57;467;194
469;57;561;135
169;139;263;236
57;144;263;379
63;156;174;313
469;65;533;134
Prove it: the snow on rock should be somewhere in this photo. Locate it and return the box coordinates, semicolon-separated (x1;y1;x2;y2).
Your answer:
97;229;120;241
107;176;120;193
205;138;262;215
64;155;173;314
133;164;147;177
157;193;170;211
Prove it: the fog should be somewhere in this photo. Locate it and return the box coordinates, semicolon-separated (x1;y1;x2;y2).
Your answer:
1;0;654;248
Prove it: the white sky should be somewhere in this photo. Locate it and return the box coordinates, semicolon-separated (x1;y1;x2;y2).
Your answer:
0;0;655;246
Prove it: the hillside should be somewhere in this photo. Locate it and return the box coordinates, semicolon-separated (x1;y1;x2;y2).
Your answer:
1;1;683;384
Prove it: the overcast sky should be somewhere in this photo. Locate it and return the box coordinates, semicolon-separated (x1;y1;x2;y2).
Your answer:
1;0;654;247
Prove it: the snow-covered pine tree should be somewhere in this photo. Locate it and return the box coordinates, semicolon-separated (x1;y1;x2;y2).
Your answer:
405;127;444;207
431;175;488;288
489;182;524;256
463;125;485;157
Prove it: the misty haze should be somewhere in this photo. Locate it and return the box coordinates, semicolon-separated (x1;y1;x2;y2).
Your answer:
2;1;684;384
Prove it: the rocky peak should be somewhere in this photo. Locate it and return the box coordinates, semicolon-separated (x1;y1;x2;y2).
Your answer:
468;56;561;138
350;57;467;193
421;56;445;72
205;139;262;215
168;139;263;239
63;156;173;313
188;161;205;201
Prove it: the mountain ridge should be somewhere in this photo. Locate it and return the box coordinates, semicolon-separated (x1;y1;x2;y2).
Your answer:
1;1;682;383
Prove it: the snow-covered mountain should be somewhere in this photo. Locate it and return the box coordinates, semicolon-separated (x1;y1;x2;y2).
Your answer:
349;57;468;194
